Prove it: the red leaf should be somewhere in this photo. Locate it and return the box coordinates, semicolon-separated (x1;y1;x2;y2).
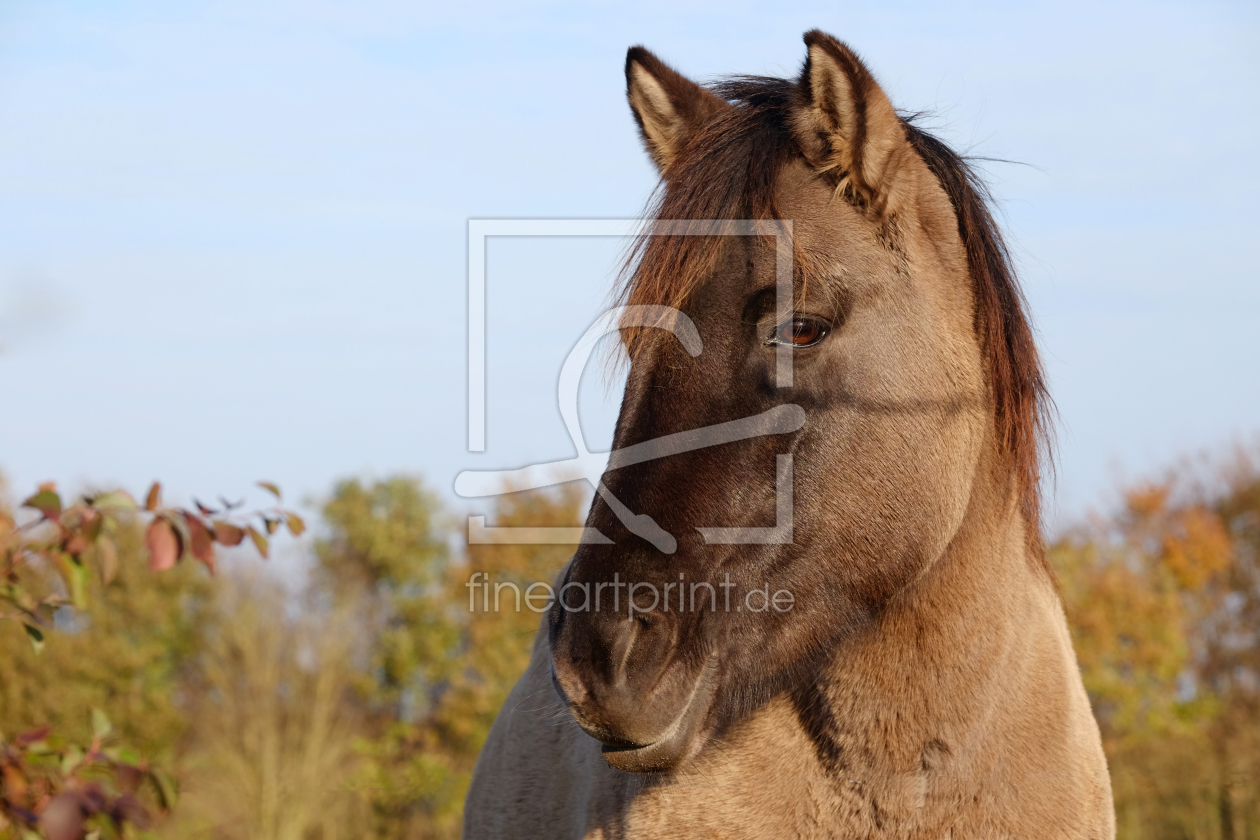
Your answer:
110;792;150;829
39;793;85;840
114;764;144;794
184;513;216;574
145;518;181;571
144;482;161;512
212;521;245;546
79;783;108;815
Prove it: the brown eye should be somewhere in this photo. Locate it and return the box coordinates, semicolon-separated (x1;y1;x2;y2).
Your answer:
770;317;829;348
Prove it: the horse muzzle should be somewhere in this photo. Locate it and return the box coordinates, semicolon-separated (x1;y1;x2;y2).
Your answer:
549;600;717;773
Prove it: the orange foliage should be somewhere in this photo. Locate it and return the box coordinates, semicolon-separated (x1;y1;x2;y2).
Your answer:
1055;450;1260;838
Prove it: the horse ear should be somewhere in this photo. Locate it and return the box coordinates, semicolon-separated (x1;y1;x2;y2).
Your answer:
626;46;728;174
792;31;908;211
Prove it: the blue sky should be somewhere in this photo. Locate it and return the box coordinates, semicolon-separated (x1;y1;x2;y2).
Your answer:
0;0;1257;531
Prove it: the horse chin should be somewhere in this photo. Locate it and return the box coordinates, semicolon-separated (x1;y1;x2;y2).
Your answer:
598;728;695;773
593;659;717;774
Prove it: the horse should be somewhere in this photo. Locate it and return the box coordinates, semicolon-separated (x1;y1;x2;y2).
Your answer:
465;30;1114;839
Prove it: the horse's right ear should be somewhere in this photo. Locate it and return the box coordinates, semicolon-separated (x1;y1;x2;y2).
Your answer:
626;47;728;174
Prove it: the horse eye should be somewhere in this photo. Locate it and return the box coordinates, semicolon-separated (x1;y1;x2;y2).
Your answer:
770;317;829;348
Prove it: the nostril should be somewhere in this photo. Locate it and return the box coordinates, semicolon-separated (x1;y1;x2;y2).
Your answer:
551;663;588;707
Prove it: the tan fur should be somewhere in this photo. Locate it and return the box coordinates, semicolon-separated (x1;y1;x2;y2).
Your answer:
466;32;1113;839
468;514;1113;838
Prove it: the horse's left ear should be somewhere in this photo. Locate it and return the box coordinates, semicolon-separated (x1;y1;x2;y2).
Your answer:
792;30;909;212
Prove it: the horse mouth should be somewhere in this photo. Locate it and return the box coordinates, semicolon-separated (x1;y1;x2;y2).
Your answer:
582;657;718;774
599;738;678;773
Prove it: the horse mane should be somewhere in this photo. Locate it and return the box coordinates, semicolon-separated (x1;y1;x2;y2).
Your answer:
901;124;1054;565
617;75;1054;561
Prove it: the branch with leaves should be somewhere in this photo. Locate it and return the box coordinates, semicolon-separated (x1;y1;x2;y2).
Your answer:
0;709;177;840
0;479;306;839
1;480;304;653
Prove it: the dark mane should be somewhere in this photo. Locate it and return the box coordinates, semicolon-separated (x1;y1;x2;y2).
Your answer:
619;77;797;340
618;75;1053;558
901;124;1053;563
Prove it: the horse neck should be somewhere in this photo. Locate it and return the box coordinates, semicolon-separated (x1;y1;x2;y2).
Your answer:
819;442;1070;769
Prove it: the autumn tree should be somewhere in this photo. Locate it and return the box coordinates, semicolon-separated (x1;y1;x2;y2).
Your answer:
310;476;586;840
165;572;366;840
432;482;586;764
311;476;462;840
1054;447;1260;839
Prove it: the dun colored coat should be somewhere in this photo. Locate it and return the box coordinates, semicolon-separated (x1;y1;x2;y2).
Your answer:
465;31;1114;839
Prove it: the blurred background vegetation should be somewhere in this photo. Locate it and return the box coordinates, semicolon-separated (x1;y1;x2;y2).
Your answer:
2;444;1258;840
